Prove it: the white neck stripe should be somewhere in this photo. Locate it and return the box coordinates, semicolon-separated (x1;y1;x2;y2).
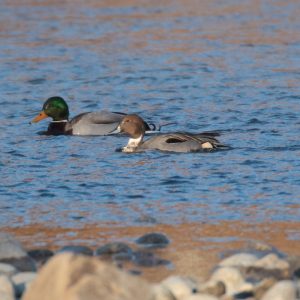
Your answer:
51;120;68;123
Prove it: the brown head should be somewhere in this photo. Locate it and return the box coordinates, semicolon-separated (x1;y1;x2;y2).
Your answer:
118;114;146;139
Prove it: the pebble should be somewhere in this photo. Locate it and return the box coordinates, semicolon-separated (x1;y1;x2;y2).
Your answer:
253;254;290;271
198;280;226;297
57;245;93;256
132;251;171;267
0;275;15;300
0;233;36;271
181;295;219;300
161;276;198;299
12;272;36;297
261;280;296;300
152;284;177;300
136;233;170;249
0;233;27;259
0;263;17;277
27;249;53;266
211;267;253;295
95;242;132;256
219;253;258;268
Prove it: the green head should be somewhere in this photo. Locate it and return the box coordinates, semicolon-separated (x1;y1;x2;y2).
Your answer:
32;96;69;123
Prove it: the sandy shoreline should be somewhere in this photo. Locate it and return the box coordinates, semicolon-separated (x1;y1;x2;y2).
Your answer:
4;220;300;282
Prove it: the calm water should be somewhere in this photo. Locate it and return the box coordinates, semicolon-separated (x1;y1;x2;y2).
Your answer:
1;1;300;234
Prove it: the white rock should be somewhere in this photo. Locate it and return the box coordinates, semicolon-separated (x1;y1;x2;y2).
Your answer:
254;254;289;270
0;275;15;300
182;294;219;300
152;284;176;300
261;280;296;300
12;272;36;297
161;276;198;299
0;263;17;277
218;253;258;268
211;267;253;295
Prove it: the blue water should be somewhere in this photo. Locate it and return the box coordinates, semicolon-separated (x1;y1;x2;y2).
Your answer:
1;1;300;231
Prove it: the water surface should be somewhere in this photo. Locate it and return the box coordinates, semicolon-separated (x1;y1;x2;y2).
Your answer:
1;0;300;264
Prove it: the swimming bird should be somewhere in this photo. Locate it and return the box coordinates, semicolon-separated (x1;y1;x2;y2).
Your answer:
30;96;156;135
118;114;225;153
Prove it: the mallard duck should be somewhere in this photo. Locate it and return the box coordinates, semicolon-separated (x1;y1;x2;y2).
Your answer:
31;96;156;135
118;114;226;153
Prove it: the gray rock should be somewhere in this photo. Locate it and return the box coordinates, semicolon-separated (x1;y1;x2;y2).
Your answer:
0;233;27;259
161;276;198;299
27;249;53;266
261;280;296;300
12;272;36;297
219;253;258;268
132;251;171;267
0;263;17;277
57;245;93;256
95;242;132;256
254;254;290;271
211;267;253;295
0;233;36;272
136;233;170;249
0;275;15;300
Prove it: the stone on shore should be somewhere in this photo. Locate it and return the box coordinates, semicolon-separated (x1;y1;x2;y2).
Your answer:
253;253;290;271
136;233;170;249
218;253;258;268
12;272;36;297
161;276;198;299
181;294;219;300
0;263;17;277
27;249;53;267
57;245;93;256
0;233;36;272
261;280;296;300
211;267;253;295
0;275;15;300
23;252;153;300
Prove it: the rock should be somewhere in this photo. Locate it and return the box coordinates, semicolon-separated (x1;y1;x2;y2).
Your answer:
182;294;219;300
136;233;170;248
0;233;27;259
199;280;226;297
0;263;17;277
254;254;290;271
161;276;198;299
57;245;93;256
261;280;296;300
253;278;277;299
23;253;153;300
27;249;53;266
12;272;36;297
242;266;288;282
211;267;253;295
95;242;132;257
219;253;258;268
152;284;176;300
0;275;15;300
0;234;36;272
132;251;171;267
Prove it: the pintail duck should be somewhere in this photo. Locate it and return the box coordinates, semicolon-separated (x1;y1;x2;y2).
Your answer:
118;114;226;153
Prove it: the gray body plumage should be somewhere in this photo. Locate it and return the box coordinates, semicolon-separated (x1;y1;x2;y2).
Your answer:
139;132;224;152
67;111;124;135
